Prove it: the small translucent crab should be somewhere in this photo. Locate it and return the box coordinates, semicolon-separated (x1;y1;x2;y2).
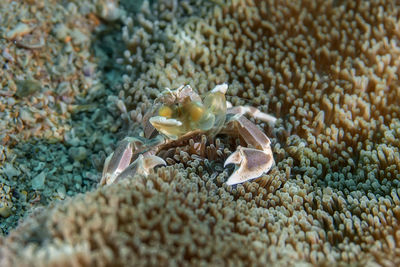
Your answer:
100;84;276;186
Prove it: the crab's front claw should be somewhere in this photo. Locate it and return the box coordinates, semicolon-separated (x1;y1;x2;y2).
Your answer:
101;151;166;185
100;138;134;185
112;154;166;184
224;146;274;185
100;136;166;185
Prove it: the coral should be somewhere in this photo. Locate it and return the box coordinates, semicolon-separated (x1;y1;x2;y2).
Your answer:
1;167;296;266
2;0;400;265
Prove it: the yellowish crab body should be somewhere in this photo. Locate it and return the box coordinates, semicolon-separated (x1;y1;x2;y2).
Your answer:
149;84;227;140
101;84;276;186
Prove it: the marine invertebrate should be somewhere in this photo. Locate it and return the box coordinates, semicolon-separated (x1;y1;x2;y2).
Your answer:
101;83;275;185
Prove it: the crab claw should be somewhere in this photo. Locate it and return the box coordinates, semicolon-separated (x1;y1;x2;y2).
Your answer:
224;146;274;185
100;136;166;185
113;154;166;183
100;139;134;185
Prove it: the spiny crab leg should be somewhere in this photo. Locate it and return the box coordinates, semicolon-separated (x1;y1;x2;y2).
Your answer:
100;136;166;185
223;110;275;185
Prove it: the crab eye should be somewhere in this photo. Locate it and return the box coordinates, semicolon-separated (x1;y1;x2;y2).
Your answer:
188;103;205;122
158;105;173;118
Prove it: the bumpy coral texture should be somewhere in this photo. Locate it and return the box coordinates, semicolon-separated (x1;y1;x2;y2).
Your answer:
3;0;400;265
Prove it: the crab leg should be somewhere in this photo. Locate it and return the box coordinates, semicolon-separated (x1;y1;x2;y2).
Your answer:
227;104;277;124
222;111;275;185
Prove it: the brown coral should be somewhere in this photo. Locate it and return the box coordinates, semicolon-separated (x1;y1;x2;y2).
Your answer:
2;0;400;265
1;167;301;266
